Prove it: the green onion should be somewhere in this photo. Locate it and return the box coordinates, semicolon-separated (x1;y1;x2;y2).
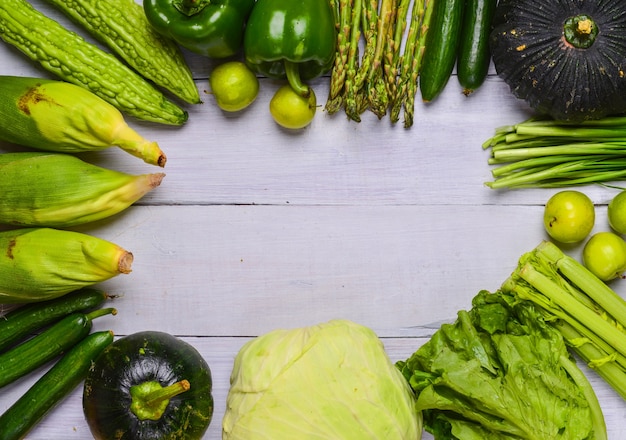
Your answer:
483;115;626;188
501;241;626;400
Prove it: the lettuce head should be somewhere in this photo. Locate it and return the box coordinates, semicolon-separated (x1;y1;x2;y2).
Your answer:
222;319;422;439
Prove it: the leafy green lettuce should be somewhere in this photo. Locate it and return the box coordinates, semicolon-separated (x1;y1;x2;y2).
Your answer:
397;290;606;440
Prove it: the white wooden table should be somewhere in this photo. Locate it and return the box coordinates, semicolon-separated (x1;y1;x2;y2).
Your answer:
1;2;625;438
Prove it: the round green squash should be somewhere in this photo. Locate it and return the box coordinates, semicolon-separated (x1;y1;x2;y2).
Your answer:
490;0;626;122
83;331;213;440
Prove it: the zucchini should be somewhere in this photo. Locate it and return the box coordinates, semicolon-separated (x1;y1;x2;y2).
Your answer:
42;0;201;104
419;0;465;102
0;330;114;440
457;0;497;95
0;288;108;353
0;308;115;388
0;0;188;125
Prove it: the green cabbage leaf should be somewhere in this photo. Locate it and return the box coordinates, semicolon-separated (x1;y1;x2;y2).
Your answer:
397;290;606;440
222;319;422;440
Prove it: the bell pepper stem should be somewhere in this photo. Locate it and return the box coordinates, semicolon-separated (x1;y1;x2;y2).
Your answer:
130;379;191;421
175;0;210;16
285;61;311;98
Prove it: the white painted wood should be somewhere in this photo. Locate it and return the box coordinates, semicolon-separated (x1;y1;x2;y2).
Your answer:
0;1;625;438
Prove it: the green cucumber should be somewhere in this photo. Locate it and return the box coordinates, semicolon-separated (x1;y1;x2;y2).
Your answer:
419;0;466;102
457;0;497;95
0;330;114;440
0;308;115;389
0;0;188;125
0;288;109;353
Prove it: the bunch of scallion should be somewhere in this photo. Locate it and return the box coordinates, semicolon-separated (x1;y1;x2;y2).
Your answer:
501;240;626;400
483;115;626;189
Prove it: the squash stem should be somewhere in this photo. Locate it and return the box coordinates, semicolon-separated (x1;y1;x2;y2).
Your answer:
563;14;598;49
130;379;191;421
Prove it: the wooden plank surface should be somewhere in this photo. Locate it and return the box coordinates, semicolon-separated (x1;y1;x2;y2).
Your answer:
1;1;625;438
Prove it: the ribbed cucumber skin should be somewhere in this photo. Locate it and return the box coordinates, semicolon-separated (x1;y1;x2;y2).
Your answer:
0;0;187;125
42;0;200;104
0;331;114;440
0;313;93;388
0;288;108;353
419;0;465;102
457;0;497;95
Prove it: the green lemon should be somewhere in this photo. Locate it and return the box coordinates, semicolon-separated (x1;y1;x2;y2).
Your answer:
269;85;317;129
608;190;626;234
209;61;259;112
543;190;595;243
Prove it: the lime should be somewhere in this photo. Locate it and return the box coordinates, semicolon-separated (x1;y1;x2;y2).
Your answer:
269;85;316;129
543;190;595;243
583;232;626;281
209;61;259;112
608;190;626;234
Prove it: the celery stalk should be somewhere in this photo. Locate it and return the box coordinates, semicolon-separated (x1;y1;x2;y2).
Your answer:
501;241;626;400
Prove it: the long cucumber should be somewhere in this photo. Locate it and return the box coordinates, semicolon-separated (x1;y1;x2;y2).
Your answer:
0;0;188;125
419;0;465;102
0;308;115;388
457;0;497;95
0;330;114;440
42;0;201;104
0;288;108;353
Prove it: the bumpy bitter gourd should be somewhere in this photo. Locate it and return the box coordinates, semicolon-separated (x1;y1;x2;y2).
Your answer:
42;0;201;104
0;0;188;125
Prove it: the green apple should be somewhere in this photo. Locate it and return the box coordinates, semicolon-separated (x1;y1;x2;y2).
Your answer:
543;190;595;243
582;232;626;281
608;190;626;235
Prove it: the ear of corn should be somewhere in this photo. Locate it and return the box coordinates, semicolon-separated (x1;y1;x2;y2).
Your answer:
0;152;165;227
0;76;167;167
0;0;188;125
0;228;133;303
42;0;201;104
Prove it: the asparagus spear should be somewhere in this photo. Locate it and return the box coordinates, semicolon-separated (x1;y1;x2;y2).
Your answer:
325;0;351;114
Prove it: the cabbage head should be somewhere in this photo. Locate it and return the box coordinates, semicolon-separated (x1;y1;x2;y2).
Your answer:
222;319;422;439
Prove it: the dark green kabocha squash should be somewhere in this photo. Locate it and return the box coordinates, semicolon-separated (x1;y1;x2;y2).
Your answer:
490;0;626;122
82;331;213;440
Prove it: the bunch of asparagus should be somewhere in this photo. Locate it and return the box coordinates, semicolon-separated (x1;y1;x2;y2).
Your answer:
325;0;433;127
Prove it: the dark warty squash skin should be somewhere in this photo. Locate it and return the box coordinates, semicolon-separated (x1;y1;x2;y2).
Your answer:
489;0;626;122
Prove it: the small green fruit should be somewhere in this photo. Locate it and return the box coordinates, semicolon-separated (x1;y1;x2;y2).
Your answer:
209;61;259;112
608;190;626;234
582;232;626;281
543;190;595;243
269;85;316;129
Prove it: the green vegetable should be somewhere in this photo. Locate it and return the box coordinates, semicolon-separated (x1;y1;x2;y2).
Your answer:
0;330;114;440
457;0;495;95
143;0;255;59
0;152;164;227
0;308;115;389
244;0;336;97
83;331;213;440
0;0;188;125
42;0;200;104
0;76;166;166
397;289;606;440
483;115;626;188
490;0;626;122
419;0;465;102
0;228;133;303
501;240;626;400
222;319;422;439
0;288;108;353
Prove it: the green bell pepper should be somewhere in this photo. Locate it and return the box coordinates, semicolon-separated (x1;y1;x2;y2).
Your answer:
143;0;255;59
243;0;336;96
